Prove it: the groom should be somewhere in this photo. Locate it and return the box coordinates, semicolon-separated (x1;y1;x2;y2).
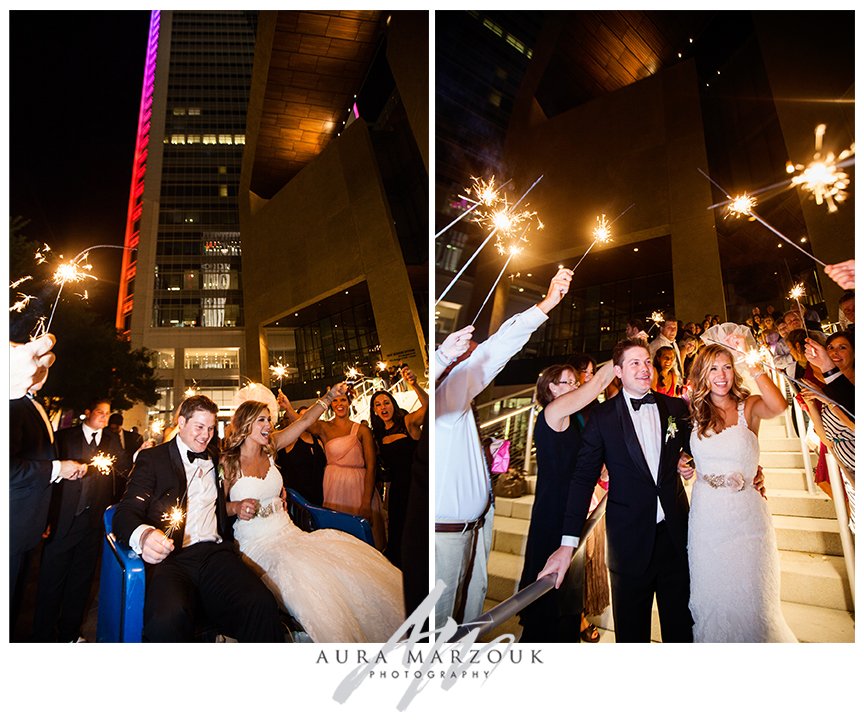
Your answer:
113;394;284;642
539;338;694;642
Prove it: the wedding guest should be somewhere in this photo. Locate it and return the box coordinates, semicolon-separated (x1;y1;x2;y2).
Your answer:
838;290;854;332
274;403;326;506
518;361;615;642
625;318;648;342
370;366;428;568
32;399;131;641
652;346;680;397
649;317;683;379
435;268;572;628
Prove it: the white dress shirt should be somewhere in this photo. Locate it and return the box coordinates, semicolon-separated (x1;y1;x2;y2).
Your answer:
435;305;548;522
129;435;221;554
81;423;102;448
28;395;61;482
561;389;664;548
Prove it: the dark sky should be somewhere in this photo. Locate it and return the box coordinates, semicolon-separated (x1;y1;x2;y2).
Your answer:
10;10;152;323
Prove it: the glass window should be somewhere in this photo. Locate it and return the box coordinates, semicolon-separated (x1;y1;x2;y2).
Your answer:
218;134;233;144
233;134;245;144
203;135;217;144
154;350;175;369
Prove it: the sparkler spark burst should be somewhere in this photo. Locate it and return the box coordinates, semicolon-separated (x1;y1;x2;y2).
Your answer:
345;367;362;380
744;349;763;367
788;283;806;300
376;361;388;372
466;176;502;208
34;244;51;265
787;124;855;213
10;293;36;313
161;505;186;537
269;363;287;379
150;418;165;436
726;194;756;218
90;452;116;476
53;256;96;285
592;214;613;244
650;311;665;324
10;276;32;289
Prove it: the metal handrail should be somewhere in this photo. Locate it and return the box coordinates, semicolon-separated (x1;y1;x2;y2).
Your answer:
825;451;856;605
452;495;608;641
475;385;534;411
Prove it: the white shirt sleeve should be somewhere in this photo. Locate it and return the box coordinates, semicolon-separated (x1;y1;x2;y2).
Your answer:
129;523;154;555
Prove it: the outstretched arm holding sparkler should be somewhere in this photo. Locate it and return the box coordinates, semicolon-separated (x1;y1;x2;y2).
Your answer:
272;382;349;451
399;366;429;438
10;333;56;399
824;259;855;290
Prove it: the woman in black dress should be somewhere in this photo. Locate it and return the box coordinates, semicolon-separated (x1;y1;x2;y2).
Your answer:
517;360;614;642
370;366;428;569
274;405;327;506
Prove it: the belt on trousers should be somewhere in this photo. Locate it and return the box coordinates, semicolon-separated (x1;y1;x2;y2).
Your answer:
435;494;493;533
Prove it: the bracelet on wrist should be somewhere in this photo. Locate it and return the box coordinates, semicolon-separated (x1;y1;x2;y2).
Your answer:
435;346;455;366
315;398;329;412
822;367;840;378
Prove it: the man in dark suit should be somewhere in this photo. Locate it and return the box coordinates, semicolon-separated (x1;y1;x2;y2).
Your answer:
540;338;695;642
10;373;88;632
113;394;284;642
106;412;142;500
32;399;130;641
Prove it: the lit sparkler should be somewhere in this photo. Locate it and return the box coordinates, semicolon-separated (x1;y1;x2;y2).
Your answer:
699;168;828;268
788;283;810;337
376;361;388;372
161;503;186;538
648;310;665;333
148;418;165;441
345;366;362;381
787;124;855;213
269;362;288;389
32;244;127;338
571;204;634;274
436;176;511;240
89;452;116;476
10;293;36;313
436;174;544;305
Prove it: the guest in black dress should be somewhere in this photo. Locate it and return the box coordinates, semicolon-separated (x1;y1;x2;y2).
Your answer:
370;366;428;569
275;405;327;506
517;360;614;642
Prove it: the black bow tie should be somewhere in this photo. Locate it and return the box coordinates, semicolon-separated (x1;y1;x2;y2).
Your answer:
630;394;657;411
187;450;210;463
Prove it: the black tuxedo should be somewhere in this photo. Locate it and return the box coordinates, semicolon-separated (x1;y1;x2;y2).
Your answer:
113;437;283;642
562;391;693;642
32;426;130;641
9;396;57;629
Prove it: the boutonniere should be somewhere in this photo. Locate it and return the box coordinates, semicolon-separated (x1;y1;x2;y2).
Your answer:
665;416;678;443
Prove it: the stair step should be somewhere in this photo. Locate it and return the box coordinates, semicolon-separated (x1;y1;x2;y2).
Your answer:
773;515;843;555
766;489;836;519
779;550;853;611
781;601;855;643
763;468;811;491
486;550;524;602
760;436;809;452
491;515;530;555
494;495;535;520
759;450;816;469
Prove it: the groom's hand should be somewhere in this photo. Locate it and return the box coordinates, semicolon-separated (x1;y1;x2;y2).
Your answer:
140;528;174;564
538;545;574;589
677;452;695;481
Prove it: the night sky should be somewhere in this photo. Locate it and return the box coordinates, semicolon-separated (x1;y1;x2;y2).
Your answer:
9;10;152;324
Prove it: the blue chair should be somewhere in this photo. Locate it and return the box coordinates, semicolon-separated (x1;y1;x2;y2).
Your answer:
96;504;145;642
285;488;374;545
97;495;372;641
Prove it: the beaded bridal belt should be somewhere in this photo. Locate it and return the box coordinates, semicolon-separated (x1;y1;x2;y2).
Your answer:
254;498;283;518
699;471;747;492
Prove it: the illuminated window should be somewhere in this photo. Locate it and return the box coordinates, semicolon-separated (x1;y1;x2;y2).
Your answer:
483;18;503;37
489;91;502;108
188;107;201;116
170;134;186;144
219;185;228;197
203;135;217;145
218;134;232;144
218;166;227;174
233;134;245;145
172;107;186;116
154;350;175;369
187;134;201;144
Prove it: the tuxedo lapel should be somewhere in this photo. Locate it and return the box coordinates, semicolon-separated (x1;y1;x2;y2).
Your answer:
167;440;189;505
655;394;671;485
614;393;654;482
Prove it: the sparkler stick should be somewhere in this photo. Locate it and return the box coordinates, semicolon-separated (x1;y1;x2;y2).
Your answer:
436;175;544;305
471;252;515;327
647;310;665;333
697;168;828;267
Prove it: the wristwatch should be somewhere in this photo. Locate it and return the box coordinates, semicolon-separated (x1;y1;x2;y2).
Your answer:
822;367;841;378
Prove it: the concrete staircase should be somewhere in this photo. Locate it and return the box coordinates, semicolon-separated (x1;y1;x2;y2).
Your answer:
485;414;855;642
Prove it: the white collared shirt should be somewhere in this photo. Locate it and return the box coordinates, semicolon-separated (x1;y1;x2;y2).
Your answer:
129;436;221;554
622;389;665;524
81;422;102;448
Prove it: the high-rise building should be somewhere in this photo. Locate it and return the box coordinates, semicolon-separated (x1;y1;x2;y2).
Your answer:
117;10;259;419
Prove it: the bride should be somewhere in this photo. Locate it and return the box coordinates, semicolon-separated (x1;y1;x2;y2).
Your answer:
221;391;405;643
687;342;797;642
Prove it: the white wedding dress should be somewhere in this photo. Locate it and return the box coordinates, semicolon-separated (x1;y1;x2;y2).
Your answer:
230;463;405;642
688;403;797;642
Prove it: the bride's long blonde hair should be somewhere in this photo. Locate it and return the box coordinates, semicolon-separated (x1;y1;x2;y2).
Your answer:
688;345;750;439
221;400;276;492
